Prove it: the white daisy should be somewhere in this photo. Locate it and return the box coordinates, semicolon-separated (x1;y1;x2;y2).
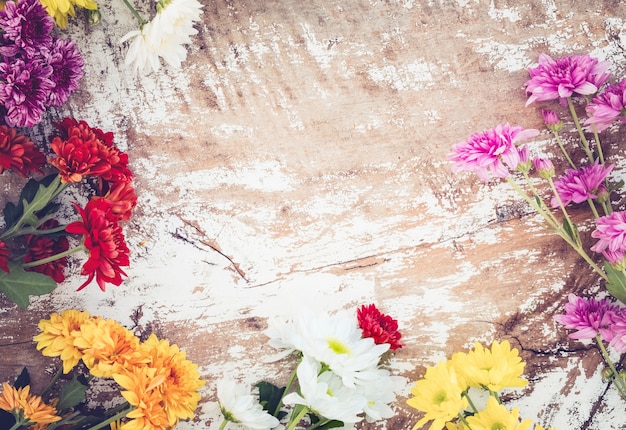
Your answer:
282;355;366;424
357;368;405;422
216;379;280;430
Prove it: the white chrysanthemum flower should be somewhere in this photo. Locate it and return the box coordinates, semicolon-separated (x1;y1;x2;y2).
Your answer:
120;0;203;74
216;379;280;430
357;368;405;422
282;356;366;424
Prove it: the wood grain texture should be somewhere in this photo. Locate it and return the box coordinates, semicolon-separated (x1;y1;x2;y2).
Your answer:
2;0;626;428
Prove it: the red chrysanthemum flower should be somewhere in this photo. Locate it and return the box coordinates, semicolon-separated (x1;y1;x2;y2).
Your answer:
48;118;133;184
66;198;130;292
23;219;70;283
93;180;138;222
0;240;10;273
0;125;46;177
357;304;403;350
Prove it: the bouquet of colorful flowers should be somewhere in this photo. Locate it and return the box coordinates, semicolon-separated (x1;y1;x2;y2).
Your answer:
0;310;204;429
215;304;405;430
0;117;136;307
406;341;554;430
447;52;626;415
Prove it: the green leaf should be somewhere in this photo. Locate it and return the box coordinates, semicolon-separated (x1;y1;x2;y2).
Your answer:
604;261;626;304
2;174;61;235
0;261;57;308
255;381;287;419
562;217;580;244
14;367;30;389
56;374;89;411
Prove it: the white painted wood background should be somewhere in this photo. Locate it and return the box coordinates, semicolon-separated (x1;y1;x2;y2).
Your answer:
2;0;626;428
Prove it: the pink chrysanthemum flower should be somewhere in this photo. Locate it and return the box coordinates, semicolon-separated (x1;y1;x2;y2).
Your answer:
524;53;611;106
541;109;563;132
554;293;620;341
550;160;613;207
591;211;626;256
447;124;539;182
533;157;555;179
585;78;626;132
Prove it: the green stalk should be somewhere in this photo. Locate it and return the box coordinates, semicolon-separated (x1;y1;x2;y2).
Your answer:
552;131;576;169
21;244;86;268
217;420;229;430
85;407;133;430
273;358;300;417
285;406;309;430
120;0;148;26
458;412;474;430
41;367;63;396
567;97;594;162
595;334;626;400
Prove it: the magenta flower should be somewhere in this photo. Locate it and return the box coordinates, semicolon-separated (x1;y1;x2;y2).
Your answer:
550;160;613;207
44;38;84;107
591;211;626;255
541;109;563;132
532;157;554;179
554;293;620;341
0;0;53;58
524;53;611;106
0;57;54;127
447;123;539;182
585;78;626;132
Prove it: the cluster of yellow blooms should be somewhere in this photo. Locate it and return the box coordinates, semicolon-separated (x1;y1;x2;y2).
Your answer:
38;0;98;28
0;309;205;429
406;340;555;430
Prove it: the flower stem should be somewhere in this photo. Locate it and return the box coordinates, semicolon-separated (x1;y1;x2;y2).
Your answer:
567;97;594;162
285;406;309;430
595;334;626;400
41;367;63;396
462;392;479;414
586;198;600;219
21;244;86;268
552;131;576;169
307;419;330;430
273;358;300;417
85;407;133;430
458;412;474;430
121;0;147;26
217;420;229;430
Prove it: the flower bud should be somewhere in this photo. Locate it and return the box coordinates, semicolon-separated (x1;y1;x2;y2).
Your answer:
595;184;609;204
542;109;563;132
516;146;531;174
88;9;101;26
533;157;555;179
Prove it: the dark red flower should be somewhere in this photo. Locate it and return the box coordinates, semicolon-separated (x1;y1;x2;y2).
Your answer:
0;240;9;273
357;304;403;350
0;125;46;177
93;180;137;222
66;198;130;292
23;219;69;283
48;118;132;184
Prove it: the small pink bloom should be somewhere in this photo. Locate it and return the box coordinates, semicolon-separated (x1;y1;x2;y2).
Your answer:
447;124;539;182
554;293;620;341
541;109;563;132
591;211;626;255
532;157;554;179
525;53;611;106
585;78;626;132
550;160;613;207
609;312;626;353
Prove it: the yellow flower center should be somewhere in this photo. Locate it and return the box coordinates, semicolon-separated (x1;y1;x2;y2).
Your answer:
327;338;350;355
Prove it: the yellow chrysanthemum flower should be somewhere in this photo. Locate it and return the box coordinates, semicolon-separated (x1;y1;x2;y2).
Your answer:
534;426;557;430
453;340;528;392
0;383;61;425
73;317;144;378
407;360;468;430
139;334;205;427
38;0;98;28
465;397;532;430
33;310;93;374
113;366;170;430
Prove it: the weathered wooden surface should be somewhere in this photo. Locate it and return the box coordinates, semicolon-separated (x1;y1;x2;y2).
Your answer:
2;0;626;428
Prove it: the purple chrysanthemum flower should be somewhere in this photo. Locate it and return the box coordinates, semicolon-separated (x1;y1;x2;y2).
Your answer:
591;211;626;255
550;160;613;207
524;53;611;107
0;57;54;127
44;37;84;107
447;123;539;182
0;0;53;58
584;78;626;132
554;293;620;341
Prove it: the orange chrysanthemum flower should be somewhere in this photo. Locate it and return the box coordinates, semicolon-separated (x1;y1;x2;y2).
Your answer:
113;366;170;430
0;383;61;425
73;317;144;378
139;334;205;426
33;310;93;374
